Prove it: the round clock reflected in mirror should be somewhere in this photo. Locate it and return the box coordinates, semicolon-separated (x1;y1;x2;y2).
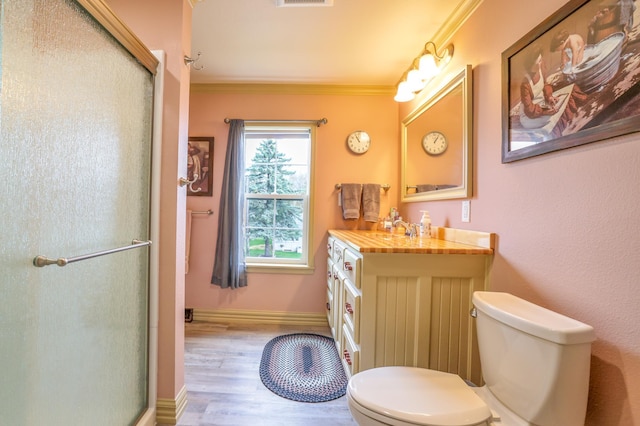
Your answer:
422;131;448;155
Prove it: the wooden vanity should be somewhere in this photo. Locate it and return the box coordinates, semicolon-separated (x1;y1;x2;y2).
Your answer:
326;227;495;385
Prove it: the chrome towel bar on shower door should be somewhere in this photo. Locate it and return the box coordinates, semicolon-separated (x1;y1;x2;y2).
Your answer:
33;239;152;267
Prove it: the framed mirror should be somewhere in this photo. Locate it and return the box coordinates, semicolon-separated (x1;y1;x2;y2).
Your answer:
401;65;472;202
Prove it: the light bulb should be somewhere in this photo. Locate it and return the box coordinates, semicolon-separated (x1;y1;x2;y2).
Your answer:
406;69;426;92
418;53;438;80
394;82;415;102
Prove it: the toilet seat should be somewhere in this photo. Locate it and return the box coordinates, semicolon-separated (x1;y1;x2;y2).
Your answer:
347;366;492;426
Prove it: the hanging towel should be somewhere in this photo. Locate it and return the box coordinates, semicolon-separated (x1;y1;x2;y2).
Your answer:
416;184;438;193
417;184;457;192
340;183;362;220
362;183;381;222
185;209;193;274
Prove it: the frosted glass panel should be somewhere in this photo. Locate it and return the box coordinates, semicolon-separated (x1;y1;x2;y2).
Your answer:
0;0;153;424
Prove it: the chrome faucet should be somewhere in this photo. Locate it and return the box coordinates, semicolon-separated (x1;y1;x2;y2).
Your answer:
393;220;418;238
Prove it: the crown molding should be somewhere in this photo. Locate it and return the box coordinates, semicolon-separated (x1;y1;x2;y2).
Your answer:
190;83;395;96
431;0;484;46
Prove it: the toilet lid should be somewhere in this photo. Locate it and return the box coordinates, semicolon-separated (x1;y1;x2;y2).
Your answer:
348;367;491;426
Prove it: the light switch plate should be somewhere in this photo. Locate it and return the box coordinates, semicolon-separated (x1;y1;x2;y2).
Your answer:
462;200;470;222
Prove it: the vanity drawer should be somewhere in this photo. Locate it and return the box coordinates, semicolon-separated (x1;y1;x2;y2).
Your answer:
333;239;346;265
341;324;360;378
327;236;335;258
327;258;335;292
342;248;361;289
327;289;340;343
326;288;334;329
342;280;361;344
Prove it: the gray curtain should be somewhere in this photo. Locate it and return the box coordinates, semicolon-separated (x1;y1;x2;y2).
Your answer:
212;119;247;289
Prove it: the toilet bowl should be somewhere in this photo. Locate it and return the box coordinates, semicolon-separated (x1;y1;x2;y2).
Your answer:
346;291;596;426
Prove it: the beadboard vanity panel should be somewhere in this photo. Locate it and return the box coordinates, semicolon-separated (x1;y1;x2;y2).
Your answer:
327;228;495;385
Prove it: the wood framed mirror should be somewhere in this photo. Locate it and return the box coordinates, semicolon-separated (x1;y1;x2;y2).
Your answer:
401;65;472;202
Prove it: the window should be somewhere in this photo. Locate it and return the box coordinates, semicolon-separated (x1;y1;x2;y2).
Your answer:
244;123;315;272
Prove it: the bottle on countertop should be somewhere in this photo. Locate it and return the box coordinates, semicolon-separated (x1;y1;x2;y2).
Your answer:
390;207;400;222
419;211;431;238
383;215;393;232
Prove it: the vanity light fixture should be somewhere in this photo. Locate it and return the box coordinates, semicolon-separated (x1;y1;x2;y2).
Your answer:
394;41;454;102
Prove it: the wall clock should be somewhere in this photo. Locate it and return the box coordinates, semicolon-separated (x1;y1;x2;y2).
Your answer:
347;130;371;154
422;131;448;155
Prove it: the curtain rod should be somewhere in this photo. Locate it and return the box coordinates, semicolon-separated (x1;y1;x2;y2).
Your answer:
224;118;328;127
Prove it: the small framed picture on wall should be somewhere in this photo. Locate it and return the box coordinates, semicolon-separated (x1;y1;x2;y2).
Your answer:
187;136;214;196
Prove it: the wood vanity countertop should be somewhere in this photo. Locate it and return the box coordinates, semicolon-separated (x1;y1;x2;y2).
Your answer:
328;228;495;254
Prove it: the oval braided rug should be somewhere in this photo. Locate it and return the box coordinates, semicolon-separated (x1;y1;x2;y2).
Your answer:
259;333;348;403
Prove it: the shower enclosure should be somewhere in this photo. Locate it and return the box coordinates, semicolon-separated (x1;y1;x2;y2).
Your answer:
0;0;158;424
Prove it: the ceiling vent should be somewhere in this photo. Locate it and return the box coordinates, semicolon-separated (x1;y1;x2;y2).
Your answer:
276;0;333;7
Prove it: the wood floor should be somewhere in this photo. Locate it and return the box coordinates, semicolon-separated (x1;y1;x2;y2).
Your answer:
176;321;358;426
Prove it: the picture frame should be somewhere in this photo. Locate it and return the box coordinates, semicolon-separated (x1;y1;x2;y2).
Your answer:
187;136;214;196
501;0;640;163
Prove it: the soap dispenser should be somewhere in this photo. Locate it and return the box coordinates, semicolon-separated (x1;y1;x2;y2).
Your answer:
419;211;431;238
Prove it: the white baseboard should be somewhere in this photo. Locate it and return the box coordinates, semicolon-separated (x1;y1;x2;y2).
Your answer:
156;385;187;425
193;308;328;327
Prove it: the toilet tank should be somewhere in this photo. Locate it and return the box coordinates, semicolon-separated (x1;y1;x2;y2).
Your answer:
473;292;595;426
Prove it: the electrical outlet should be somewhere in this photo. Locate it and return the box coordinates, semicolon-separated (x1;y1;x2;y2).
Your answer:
462;200;470;222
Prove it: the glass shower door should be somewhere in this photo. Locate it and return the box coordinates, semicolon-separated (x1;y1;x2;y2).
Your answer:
0;0;154;424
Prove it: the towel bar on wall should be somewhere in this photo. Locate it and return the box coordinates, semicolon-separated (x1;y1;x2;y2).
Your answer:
33;239;152;267
335;183;390;191
191;209;213;215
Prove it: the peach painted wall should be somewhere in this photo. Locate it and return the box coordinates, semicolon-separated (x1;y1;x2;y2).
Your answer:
186;91;398;313
399;0;640;424
105;0;191;402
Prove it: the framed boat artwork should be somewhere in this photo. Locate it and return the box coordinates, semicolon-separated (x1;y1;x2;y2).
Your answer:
501;0;640;162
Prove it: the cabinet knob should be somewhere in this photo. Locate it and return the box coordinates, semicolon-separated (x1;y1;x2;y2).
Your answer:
326;302;331;311
344;262;353;271
345;302;354;314
343;349;352;365
327;271;332;278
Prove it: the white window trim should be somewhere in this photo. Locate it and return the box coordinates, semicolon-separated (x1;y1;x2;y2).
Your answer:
244;121;316;273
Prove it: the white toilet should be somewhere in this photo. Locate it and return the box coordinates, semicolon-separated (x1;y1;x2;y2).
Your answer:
347;291;596;426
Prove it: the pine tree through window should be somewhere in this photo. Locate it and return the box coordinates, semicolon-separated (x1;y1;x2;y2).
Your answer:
244;124;314;269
